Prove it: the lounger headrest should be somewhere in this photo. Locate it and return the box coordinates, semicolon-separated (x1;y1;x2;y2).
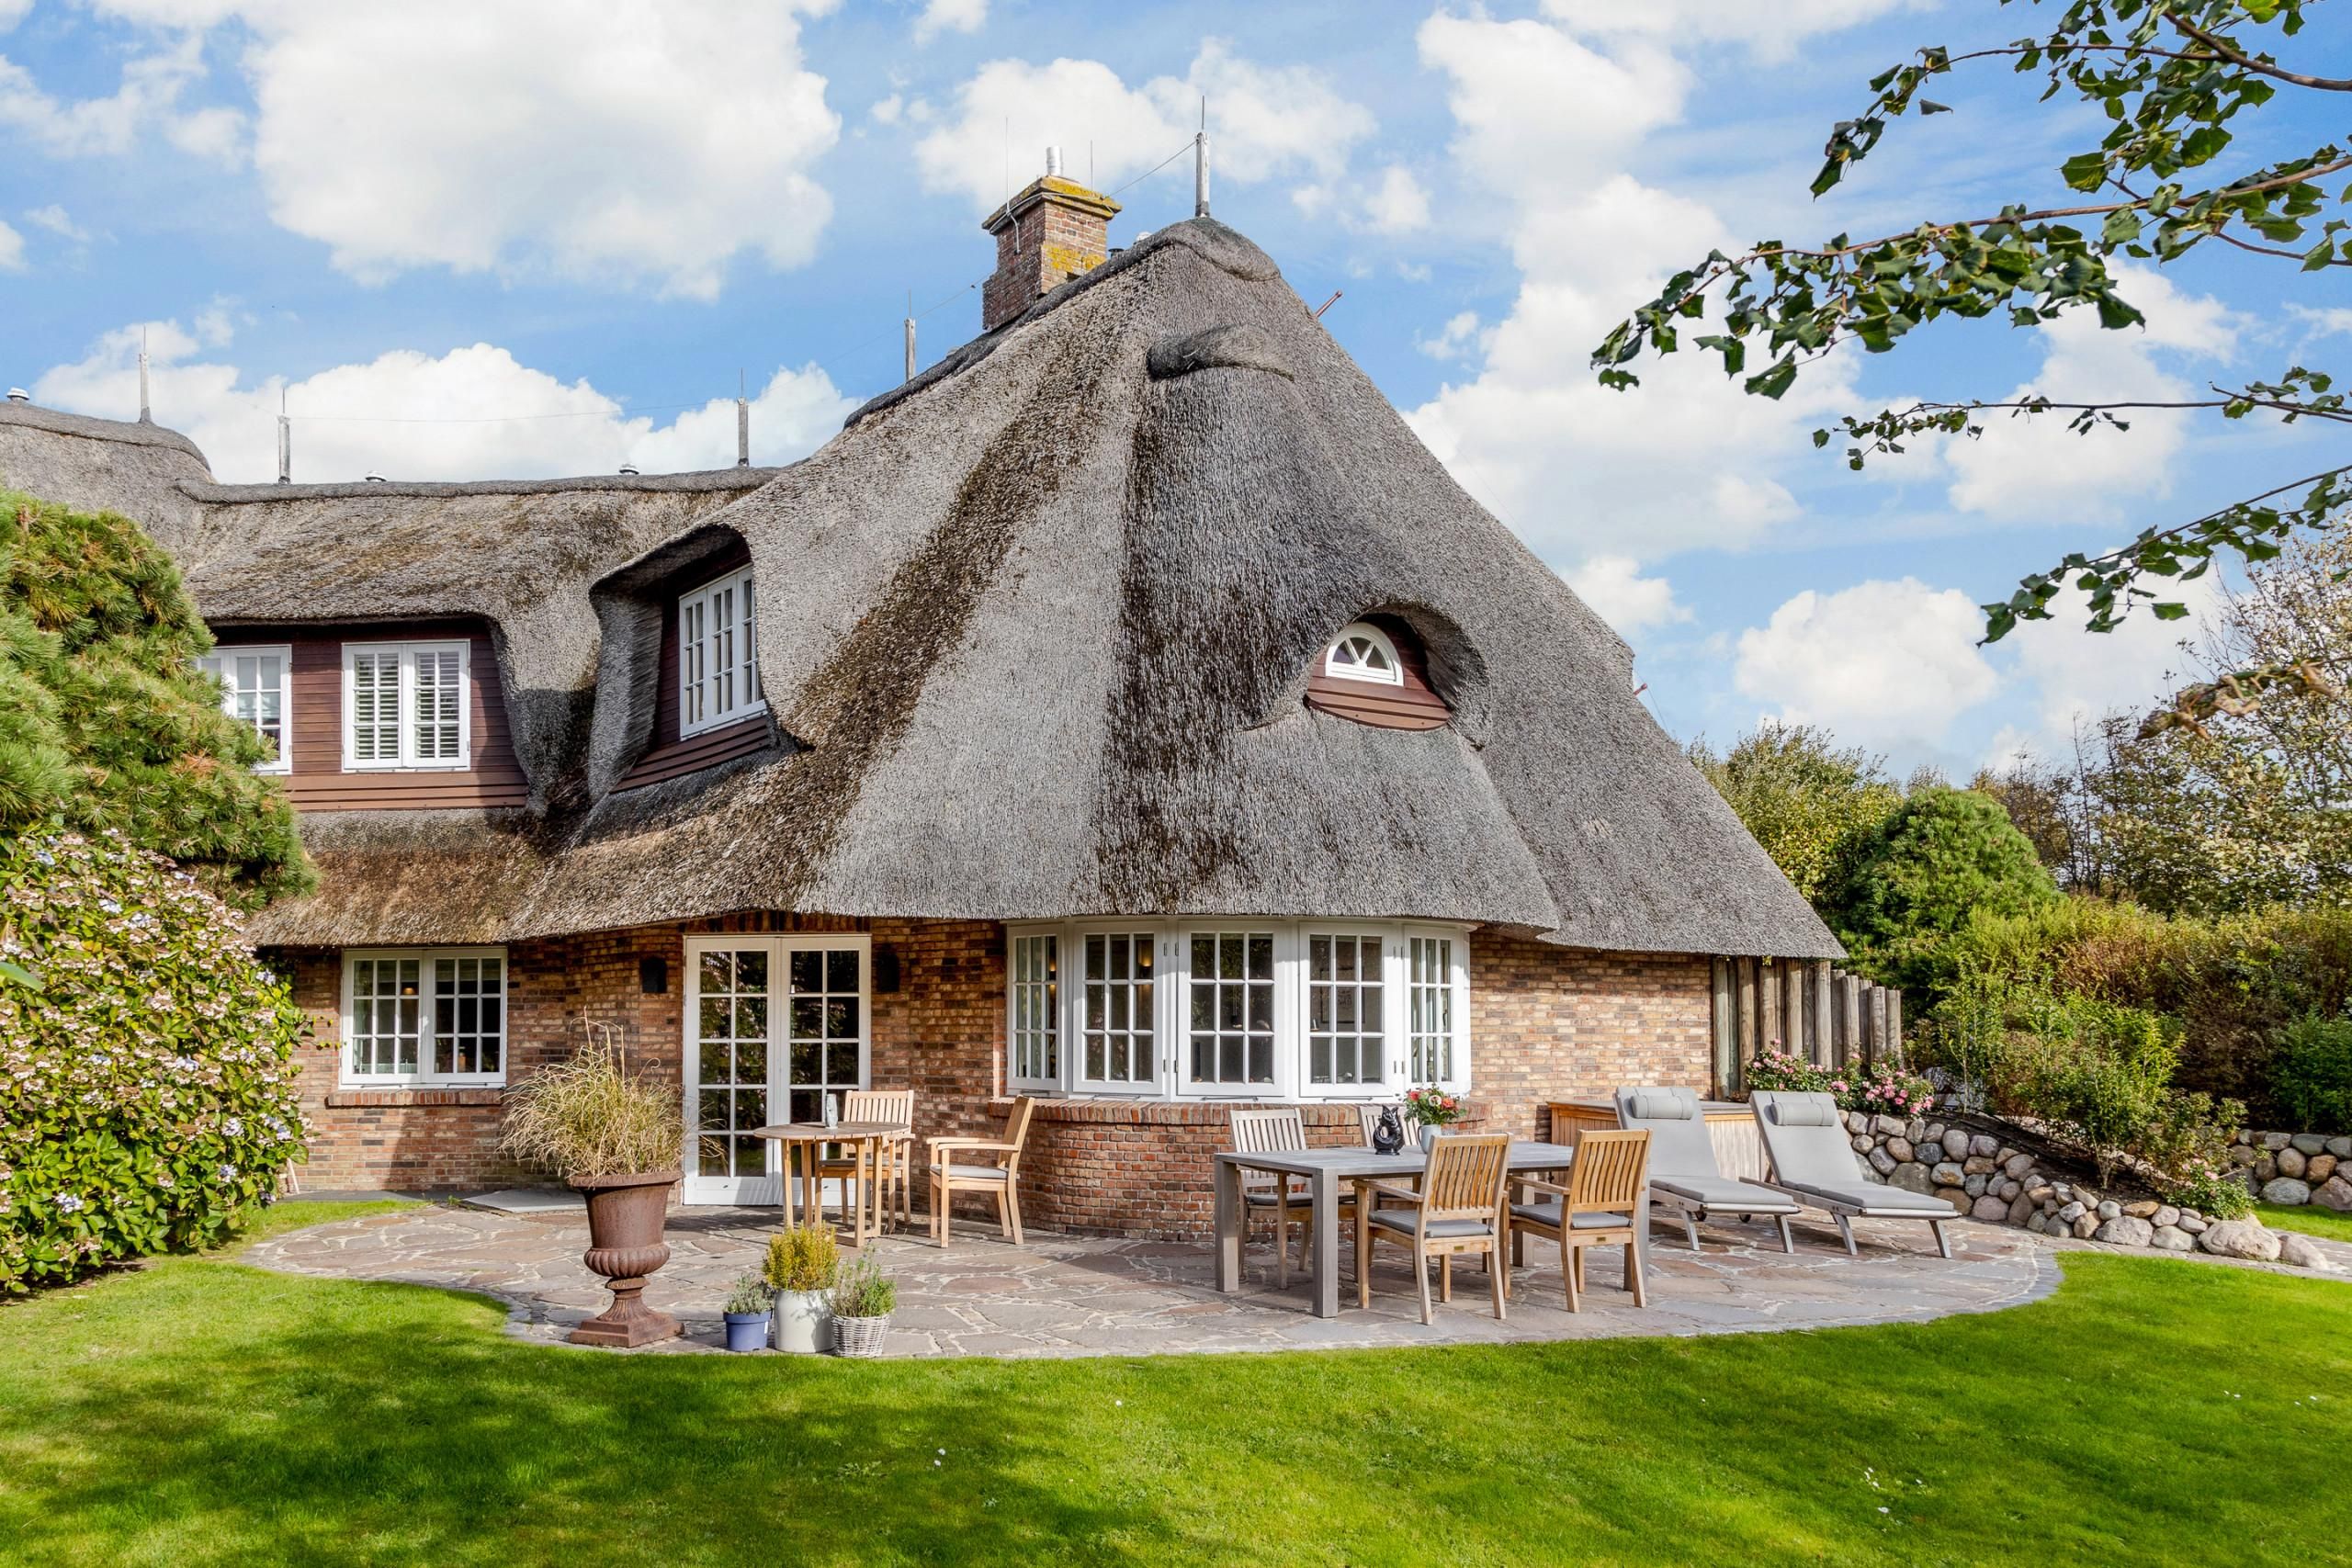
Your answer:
1769;1098;1841;1127
1627;1089;1695;1121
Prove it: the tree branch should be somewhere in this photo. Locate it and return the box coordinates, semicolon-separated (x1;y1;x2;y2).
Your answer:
2166;12;2352;93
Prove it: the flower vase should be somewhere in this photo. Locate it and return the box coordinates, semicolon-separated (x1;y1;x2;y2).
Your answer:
1419;1123;1441;1155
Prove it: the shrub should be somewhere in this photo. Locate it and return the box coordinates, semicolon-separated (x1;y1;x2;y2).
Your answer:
2271;1011;2352;1134
1849;1061;1936;1120
723;1272;772;1315
1835;788;2058;989
2165;1158;2255;1220
0;828;310;1292
499;1032;681;1181
1993;996;2180;1185
763;1225;838;1293
1744;1046;1834;1097
831;1253;895;1319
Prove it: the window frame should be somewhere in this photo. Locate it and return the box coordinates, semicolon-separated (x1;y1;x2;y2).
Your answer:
1007;929;1061;1091
1071;926;1160;1093
1003;919;1470;1101
677;565;763;739
1322;621;1405;687
339;946;509;1089
340;639;472;773
198;643;293;774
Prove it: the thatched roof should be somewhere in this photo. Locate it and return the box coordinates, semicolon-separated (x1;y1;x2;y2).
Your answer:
6;220;1839;960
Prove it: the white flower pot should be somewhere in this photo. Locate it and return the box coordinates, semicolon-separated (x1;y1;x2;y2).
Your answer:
772;1289;833;1354
1419;1124;1442;1154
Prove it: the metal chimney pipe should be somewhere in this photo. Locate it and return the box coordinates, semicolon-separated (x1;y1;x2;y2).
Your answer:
904;315;917;383
1194;131;1210;218
276;412;291;484
736;395;750;467
1045;144;1062;177
137;326;152;423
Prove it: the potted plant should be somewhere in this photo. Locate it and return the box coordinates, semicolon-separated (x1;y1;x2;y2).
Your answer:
763;1224;839;1353
1403;1087;1465;1152
721;1273;771;1353
830;1254;896;1359
500;1030;683;1348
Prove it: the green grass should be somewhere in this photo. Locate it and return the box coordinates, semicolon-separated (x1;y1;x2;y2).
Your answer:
3;1206;2348;1568
2258;1201;2352;1244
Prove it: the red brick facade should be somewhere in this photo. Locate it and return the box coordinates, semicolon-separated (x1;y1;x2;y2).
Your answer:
277;920;1711;1238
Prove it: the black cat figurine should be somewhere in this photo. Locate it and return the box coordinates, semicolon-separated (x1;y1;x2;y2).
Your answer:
1372;1104;1406;1156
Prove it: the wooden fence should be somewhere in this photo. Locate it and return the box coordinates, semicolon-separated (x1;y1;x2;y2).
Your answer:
1709;956;1903;1099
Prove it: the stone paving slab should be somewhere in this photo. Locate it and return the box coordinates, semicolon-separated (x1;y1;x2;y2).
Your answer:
245;1201;2077;1358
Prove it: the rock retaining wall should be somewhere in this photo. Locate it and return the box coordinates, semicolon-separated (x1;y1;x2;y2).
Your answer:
2224;1129;2352;1211
1838;1111;2335;1271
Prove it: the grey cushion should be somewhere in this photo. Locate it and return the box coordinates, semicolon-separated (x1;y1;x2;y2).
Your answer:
1769;1097;1843;1127
1243;1186;1313;1206
1366;1212;1492;1239
934;1162;1010;1182
1627;1088;1696;1121
1510;1201;1633;1232
1650;1175;1802;1213
1777;1177;1951;1216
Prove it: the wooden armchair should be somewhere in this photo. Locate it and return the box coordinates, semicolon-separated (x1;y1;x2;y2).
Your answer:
1227;1107;1317;1287
927;1096;1036;1247
1354;1133;1511;1325
1510;1127;1650;1312
817;1089;915;1233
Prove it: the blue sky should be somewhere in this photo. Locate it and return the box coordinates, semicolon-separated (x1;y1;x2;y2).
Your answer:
6;0;2348;778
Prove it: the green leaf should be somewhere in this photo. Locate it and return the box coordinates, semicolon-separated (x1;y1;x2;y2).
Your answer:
0;958;40;989
1744;358;1799;400
1919;99;1952;116
2151;603;2189;622
2303;239;2336;271
2060;152;2109;193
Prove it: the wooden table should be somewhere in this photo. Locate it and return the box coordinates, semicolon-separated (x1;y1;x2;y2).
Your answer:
1213;1141;1629;1319
752;1122;909;1247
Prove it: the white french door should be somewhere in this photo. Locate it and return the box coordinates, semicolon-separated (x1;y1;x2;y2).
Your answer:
682;933;870;1205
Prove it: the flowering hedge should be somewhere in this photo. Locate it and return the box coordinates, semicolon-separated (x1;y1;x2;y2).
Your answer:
0;828;309;1292
1745;1046;1934;1117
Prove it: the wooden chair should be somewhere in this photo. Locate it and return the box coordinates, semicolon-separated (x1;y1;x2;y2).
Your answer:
927;1096;1036;1247
1510;1127;1650;1313
1353;1133;1511;1325
816;1089;915;1234
1227;1107;1317;1287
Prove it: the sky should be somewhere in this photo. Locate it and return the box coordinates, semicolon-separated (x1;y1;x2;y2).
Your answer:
6;0;2349;780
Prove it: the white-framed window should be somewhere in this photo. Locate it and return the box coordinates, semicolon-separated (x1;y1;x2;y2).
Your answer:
679;566;763;738
1003;919;1470;1101
1323;621;1403;686
342;641;469;771
342;948;507;1086
197;644;292;773
1010;931;1060;1088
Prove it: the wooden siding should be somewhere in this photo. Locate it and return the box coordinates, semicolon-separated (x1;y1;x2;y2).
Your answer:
212;620;528;812
614;712;773;792
1303;617;1451;730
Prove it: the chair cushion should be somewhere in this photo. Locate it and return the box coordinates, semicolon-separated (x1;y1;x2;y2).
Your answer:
1650;1175;1803;1213
1777;1177;1951;1216
1767;1096;1843;1127
1243;1187;1313;1207
1366;1212;1492;1240
1509;1201;1634;1232
1627;1088;1696;1121
933;1162;1010;1182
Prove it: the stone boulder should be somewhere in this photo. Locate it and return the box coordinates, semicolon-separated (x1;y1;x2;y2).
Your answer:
2003;1153;2037;1180
1886;1136;1915;1163
2122;1200;2160;1219
1963;1174;1988;1198
2313;1176;2352;1213
2178;1213;2211;1235
2151;1205;2180;1230
2290;1133;2327;1157
2150;1224;2195;1251
1888;1163;1934;1196
1932;1161;1965;1187
1963;1155;1996;1177
2276;1232;2335;1271
2071;1213;2100;1238
2027;1212;2049;1234
1869;1147;1898;1176
2329;1135;2352;1159
2228;1145;2262;1168
1941;1128;1973;1161
2057;1200;2087;1224
2308;1153;2338;1184
1874;1114;1907;1138
2097;1200;2121;1222
1972;1194;2011;1223
2199;1220;2282;1261
2277;1147;2307;1180
1851;1133;1875;1155
1970;1134;2001;1158
2262;1132;2292;1152
2262;1178;2313;1207
2095;1215;2154;1247
2007;1193;2037;1225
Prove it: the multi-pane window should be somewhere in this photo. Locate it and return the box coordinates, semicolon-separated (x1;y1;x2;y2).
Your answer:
343;641;469;770
1188;931;1275;1088
345;950;506;1084
1306;933;1385;1087
1323;622;1402;685
1408;935;1455;1086
693;947;772;1179
198;645;291;773
1081;932;1154;1086
1010;932;1059;1086
679;567;762;738
785;946;864;1126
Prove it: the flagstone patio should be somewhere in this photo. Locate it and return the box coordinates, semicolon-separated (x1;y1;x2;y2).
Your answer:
243;1199;2065;1357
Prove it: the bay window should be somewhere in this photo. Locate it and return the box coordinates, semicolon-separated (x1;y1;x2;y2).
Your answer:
343;948;507;1086
1003;920;1469;1100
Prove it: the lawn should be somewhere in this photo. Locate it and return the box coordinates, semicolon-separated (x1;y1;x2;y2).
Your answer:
2259;1201;2352;1244
3;1205;2347;1568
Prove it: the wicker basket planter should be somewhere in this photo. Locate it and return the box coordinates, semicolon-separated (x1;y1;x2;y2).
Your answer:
831;1314;891;1358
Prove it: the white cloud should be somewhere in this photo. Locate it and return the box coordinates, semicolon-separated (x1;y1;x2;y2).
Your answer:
1359;164;1430;234
0;31;226;160
0;217;22;271
1988;578;2218;762
1735;578;2000;750
1417;310;1484;361
2287;303;2352;339
0;0;30;30
913;39;1373;214
1943;265;2242;519
912;0;985;45
22;203;88;241
870;94;905;126
34;321;854;482
1536;0;1929;63
1564;555;1689;637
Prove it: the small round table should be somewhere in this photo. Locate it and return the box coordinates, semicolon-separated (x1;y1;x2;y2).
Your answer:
752;1122;910;1247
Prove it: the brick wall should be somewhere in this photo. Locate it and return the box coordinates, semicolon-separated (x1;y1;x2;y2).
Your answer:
277;920;1712;1239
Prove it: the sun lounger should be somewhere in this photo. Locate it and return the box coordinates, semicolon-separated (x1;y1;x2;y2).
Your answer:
1749;1090;1954;1259
1612;1086;1804;1252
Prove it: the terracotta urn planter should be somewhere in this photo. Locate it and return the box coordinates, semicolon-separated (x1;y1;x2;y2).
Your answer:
569;1168;681;1348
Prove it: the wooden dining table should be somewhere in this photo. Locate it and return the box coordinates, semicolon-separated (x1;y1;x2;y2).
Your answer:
752;1121;909;1247
1213;1140;1649;1319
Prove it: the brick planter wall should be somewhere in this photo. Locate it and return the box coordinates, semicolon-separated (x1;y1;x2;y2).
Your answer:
275;920;1713;1237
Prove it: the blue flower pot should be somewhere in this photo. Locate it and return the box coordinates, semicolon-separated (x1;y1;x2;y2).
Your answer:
723;1311;768;1353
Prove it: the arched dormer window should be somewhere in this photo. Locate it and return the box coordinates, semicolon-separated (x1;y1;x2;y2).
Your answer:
1323;622;1403;686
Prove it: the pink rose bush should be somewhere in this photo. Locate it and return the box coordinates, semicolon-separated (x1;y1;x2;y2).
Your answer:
1744;1043;1933;1116
1;829;309;1292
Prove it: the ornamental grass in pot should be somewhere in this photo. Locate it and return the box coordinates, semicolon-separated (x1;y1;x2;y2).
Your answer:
763;1225;839;1353
501;1033;683;1348
830;1254;897;1359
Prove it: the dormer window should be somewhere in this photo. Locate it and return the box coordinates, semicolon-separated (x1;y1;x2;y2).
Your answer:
679;565;762;738
342;640;469;771
1324;622;1403;686
198;644;291;773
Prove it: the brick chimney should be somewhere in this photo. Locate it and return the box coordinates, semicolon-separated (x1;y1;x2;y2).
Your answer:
980;147;1121;333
